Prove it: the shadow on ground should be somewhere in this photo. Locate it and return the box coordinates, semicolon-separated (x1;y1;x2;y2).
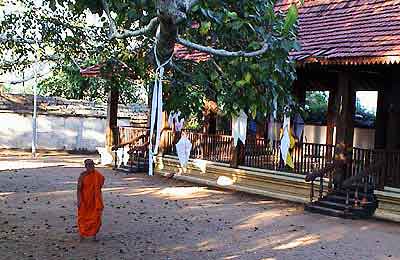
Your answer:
0;158;400;260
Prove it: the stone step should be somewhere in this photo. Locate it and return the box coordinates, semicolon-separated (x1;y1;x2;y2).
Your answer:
334;190;375;201
304;204;348;218
328;194;375;205
115;162;148;174
316;200;348;211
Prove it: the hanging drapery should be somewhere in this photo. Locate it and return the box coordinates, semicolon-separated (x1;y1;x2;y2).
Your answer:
280;115;295;168
293;113;304;140
148;39;174;176
175;134;192;167
168;111;184;131
232;110;248;146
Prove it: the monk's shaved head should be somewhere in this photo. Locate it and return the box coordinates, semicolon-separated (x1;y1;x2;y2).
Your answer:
84;159;95;171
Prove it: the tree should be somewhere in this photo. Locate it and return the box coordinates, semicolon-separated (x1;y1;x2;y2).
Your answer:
304;91;328;124
305;91;376;127
0;0;300;118
38;62;146;104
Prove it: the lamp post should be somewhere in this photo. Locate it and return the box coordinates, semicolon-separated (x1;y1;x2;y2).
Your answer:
32;46;38;158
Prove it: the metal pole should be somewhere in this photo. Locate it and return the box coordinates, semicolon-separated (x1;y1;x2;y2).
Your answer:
32;47;38;158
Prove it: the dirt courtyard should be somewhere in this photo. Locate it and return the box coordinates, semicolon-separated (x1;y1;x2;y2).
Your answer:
1;154;400;260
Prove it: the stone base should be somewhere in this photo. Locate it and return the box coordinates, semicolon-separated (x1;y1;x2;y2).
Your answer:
156;156;400;223
155;155;313;204
375;187;400;222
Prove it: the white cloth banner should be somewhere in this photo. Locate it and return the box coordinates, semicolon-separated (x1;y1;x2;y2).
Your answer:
148;43;173;176
280;115;291;165
232;110;248;147
175;135;192;167
168;111;184;132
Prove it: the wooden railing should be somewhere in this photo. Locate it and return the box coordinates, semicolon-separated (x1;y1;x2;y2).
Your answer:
352;148;400;189
115;126;149;145
113;127;400;188
244;138;281;170
305;162;338;202
244;138;335;174
164;130;233;164
343;161;384;190
112;127;149;172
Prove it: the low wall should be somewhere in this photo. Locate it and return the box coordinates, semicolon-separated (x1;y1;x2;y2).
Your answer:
0;112;130;151
155;155;312;203
0;93;148;152
156;156;400;223
375;188;400;222
304;125;375;149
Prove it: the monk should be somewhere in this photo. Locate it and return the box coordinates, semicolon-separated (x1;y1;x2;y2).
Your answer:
77;159;105;241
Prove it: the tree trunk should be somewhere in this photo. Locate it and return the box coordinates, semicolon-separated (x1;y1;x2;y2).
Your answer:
156;0;179;63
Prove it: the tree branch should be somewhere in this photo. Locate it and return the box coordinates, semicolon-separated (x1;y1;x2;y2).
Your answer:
177;37;270;57
101;0;158;39
176;0;200;13
0;34;35;45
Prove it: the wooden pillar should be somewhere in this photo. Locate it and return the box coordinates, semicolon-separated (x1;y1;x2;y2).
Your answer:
203;113;217;134
106;87;119;149
334;72;356;186
203;100;218;134
374;90;387;149
326;88;337;160
230;140;245;168
293;80;306;106
385;69;400;150
326;89;336;146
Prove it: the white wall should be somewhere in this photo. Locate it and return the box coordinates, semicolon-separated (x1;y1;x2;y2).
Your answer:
0;112;130;151
304;125;375;149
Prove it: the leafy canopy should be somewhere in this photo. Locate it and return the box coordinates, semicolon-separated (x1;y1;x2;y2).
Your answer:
0;0;300;119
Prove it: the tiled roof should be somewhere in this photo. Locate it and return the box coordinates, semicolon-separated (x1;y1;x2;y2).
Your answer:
174;44;211;62
276;0;400;65
80;62;136;78
80;45;210;78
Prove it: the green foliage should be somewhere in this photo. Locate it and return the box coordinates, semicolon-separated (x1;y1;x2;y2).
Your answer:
38;64;145;104
305;91;376;127
304;91;328;124
1;0;300;120
172;0;299;118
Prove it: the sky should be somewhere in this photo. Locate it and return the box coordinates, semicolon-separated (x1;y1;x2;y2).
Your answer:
357;91;377;113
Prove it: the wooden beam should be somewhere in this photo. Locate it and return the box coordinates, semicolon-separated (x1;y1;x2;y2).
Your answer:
106;87;119;149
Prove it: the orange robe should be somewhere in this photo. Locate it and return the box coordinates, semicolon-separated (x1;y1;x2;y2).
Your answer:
78;170;105;237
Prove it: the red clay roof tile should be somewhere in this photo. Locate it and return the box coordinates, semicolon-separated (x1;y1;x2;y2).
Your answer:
276;0;400;64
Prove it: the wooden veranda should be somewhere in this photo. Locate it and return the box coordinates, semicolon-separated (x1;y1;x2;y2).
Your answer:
113;126;400;190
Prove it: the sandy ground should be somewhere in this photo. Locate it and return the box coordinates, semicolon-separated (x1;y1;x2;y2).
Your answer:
1;155;400;260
